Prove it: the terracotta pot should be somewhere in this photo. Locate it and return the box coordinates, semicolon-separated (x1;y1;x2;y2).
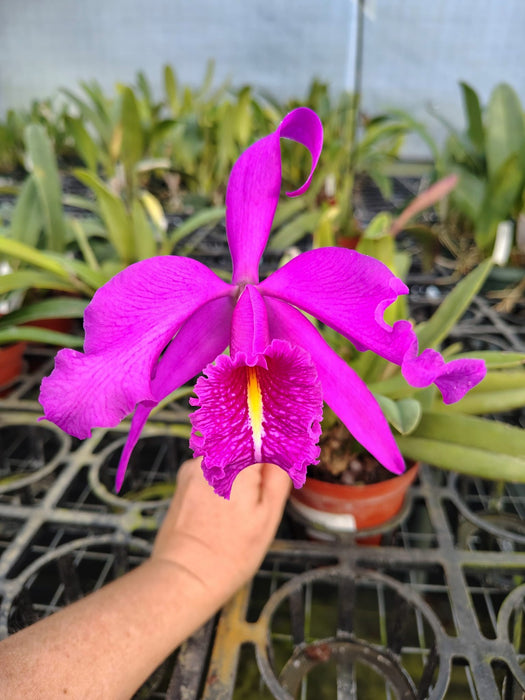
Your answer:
289;462;420;542
0;342;26;388
336;234;361;249
24;317;75;335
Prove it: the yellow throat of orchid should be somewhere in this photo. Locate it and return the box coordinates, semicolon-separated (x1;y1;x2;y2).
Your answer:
246;367;263;461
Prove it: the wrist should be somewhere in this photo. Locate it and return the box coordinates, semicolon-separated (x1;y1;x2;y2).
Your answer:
149;534;249;607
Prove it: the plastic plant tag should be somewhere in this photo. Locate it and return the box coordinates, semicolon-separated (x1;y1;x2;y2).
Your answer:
492;220;514;266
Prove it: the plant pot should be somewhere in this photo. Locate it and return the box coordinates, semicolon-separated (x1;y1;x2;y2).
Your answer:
24;317;75;335
0;342;26;388
288;462;420;542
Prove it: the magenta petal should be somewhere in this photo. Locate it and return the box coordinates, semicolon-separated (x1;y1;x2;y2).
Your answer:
265;297;406;476
115;296;234;491
190;339;323;498
259;248;415;363
401;342;486;404
83;256;231;355
435;359;486;404
39;348;144;440
115;403;154;493
279;107;324;197
39;257;232;439
226;107;323;285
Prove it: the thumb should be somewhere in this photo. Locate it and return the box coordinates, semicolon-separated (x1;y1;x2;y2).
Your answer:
260;463;292;511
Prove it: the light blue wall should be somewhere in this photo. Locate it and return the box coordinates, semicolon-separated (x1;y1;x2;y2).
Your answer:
0;0;355;111
360;0;525;156
1;1;524;158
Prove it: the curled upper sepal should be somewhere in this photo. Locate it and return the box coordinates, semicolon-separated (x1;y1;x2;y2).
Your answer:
401;341;487;404
226;107;323;285
189;339;323;498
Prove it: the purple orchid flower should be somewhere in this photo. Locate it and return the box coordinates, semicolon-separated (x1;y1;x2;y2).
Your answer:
39;107;486;499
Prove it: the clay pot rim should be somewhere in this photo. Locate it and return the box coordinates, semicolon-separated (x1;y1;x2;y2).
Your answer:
300;461;420;499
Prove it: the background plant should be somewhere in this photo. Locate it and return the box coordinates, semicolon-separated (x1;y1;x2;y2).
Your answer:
436;82;525;261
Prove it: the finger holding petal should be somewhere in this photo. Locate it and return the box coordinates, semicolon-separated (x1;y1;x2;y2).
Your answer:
227;107;323;286
115;296;234;491
259;247;415;363
40;257;232;439
265;297;406;476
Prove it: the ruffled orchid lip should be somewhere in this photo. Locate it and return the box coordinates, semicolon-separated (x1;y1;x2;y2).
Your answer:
190;338;323;499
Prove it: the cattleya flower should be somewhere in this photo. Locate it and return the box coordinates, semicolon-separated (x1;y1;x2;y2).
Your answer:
39;108;486;498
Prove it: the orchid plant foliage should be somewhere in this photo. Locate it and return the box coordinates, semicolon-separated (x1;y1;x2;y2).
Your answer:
39;108;486;498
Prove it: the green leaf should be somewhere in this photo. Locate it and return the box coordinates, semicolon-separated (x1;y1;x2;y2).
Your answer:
164;65;179;116
435;379;525;415
49;256;105;291
486;83;525;180
476;155;523;250
136;70;154;107
165;207;225;251
397;412;525;482
375;395;422;435
268;210;321;250
397;436;525;482
466;388;525;415
451;168;486;221
9;176;43;247
459;82;484;153
61;194;98;214
119;86;145;174
405;411;525;456
0;325;83;348
68;218;100;272
0;236;70;279
271;197;307;230
312;214;337;248
74;170;133;263
62;88;111;148
234;86;254;145
64;116;99;171
362;212;392;240
140;192;167;236
0;297;88;328
24;124;68;252
130;199;157;260
451;351;525;369
197;59;215;99
0;271;75;295
416;258;493;351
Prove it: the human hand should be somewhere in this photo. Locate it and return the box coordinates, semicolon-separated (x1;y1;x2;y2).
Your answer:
150;458;291;606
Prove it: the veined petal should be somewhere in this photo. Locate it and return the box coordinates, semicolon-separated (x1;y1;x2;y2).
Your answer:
190;339;323;498
401;342;486;404
115;296;234;491
260;247;487;403
39;257;232;439
259;247;414;362
265;296;406;476
227;107;323;285
83;256;231;354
